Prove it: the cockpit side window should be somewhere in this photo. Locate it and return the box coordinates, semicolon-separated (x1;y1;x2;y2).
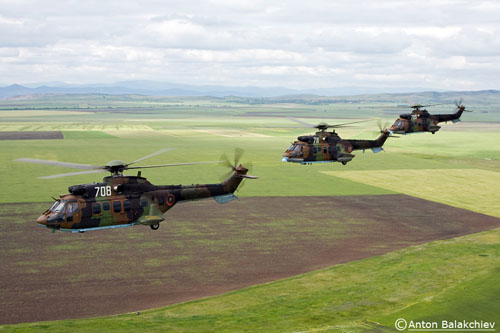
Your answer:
49;201;61;212
394;120;404;129
288;144;295;151
293;145;302;152
52;201;66;214
66;202;79;214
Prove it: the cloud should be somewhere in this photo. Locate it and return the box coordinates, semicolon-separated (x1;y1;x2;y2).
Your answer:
0;0;500;90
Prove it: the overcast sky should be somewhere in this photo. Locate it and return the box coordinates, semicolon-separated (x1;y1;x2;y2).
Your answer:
1;0;500;90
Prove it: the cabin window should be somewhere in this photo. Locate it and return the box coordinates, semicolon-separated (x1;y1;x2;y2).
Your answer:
66;202;79;214
103;202;110;211
113;201;122;213
123;200;131;212
140;199;148;207
323;147;327;153
92;202;101;215
157;196;164;205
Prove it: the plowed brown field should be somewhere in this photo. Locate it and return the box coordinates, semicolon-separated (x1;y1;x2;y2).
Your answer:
0;131;63;140
1;195;499;324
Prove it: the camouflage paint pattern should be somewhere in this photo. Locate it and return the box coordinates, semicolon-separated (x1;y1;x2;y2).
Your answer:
36;165;251;232
282;129;390;165
389;106;465;134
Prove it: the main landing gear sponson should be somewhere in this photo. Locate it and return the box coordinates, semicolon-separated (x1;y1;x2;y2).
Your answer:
150;223;160;230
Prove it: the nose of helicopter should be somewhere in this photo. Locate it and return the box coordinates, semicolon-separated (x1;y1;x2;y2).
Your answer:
36;214;48;225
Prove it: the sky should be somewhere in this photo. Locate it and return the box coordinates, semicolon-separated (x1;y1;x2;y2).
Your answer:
1;0;500;90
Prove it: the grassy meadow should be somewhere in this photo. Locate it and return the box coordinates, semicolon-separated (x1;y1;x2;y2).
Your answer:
0;94;499;331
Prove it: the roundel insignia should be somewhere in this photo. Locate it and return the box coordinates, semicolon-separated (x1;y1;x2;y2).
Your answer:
166;194;175;206
345;143;353;153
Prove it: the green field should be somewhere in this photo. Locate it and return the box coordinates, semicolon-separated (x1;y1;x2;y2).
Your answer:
324;169;500;217
1;94;499;332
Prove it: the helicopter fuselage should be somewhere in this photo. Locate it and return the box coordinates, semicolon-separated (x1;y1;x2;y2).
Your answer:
282;130;389;165
389;106;465;135
37;168;248;232
389;114;441;134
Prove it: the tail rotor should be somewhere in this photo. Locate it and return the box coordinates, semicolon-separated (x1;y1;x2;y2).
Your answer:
376;119;399;138
219;148;257;192
455;98;473;112
376;119;390;133
220;147;243;181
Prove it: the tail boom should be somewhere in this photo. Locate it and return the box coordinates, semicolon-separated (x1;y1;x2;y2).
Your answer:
349;130;390;152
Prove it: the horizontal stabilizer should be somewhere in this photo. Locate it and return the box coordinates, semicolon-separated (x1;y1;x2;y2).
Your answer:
236;174;258;179
214;193;238;204
452;118;461;123
371;147;384;153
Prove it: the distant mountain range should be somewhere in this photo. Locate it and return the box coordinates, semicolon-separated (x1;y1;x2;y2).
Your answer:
0;81;447;99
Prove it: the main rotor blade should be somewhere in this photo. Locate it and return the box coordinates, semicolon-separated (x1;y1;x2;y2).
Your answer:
40;169;107;179
287;118;315;127
126;161;223;169
329;119;376;128
127;148;175;166
15;158;100;170
411;103;444;108
220;153;234;169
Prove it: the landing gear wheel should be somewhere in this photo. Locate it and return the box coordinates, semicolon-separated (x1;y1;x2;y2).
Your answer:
150;223;160;230
342;161;347;165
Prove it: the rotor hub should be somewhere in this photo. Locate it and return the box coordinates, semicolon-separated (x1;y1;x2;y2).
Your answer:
104;160;127;175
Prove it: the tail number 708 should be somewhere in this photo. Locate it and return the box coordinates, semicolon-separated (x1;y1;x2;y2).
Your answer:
95;186;112;197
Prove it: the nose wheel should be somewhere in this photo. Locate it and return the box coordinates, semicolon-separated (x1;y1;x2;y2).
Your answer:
150;223;160;230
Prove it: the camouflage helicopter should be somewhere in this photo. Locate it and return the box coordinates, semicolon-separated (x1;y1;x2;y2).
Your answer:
282;119;393;165
388;101;471;135
16;149;256;233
